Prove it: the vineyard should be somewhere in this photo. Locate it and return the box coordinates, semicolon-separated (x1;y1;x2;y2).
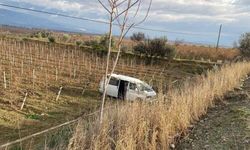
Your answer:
0;37;214;148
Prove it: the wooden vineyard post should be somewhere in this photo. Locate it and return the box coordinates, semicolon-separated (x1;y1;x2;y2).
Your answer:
89;61;92;75
46;54;49;64
72;61;75;78
69;59;72;78
3;71;6;89
82;82;89;95
73;67;76;78
77;61;80;78
30;55;33;65
62;50;66;65
33;69;35;90
12;56;15;66
40;62;43;71
10;66;12;86
56;67;58;81
58;60;61;72
56;87;63;101
21;61;24;75
45;69;48;95
20;93;28;110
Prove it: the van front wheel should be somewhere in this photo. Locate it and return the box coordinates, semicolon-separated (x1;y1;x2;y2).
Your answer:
136;98;143;102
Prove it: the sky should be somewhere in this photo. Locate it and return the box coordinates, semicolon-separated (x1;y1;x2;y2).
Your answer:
0;0;250;47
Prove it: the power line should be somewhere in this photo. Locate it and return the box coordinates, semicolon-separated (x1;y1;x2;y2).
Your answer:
0;3;110;25
0;3;216;37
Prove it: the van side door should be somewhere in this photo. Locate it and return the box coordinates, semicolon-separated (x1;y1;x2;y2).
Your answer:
107;77;119;98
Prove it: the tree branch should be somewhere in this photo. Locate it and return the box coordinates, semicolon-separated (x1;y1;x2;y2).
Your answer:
98;0;112;14
112;0;139;21
134;0;152;26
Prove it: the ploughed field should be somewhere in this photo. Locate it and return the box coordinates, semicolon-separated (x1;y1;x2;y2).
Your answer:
0;38;214;147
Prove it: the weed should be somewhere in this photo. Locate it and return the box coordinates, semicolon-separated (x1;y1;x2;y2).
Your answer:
25;114;40;120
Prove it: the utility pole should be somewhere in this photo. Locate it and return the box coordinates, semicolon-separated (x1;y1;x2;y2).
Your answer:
216;24;222;50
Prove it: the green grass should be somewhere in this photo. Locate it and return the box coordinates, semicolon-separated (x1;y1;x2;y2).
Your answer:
26;114;40;120
0;88;100;149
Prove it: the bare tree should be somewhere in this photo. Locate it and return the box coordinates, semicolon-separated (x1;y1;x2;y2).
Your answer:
98;0;152;123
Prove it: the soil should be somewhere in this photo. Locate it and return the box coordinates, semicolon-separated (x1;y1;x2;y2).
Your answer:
176;79;250;150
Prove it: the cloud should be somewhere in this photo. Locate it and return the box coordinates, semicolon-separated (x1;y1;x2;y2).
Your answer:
3;0;250;46
7;0;250;24
148;0;250;24
12;0;104;15
12;0;249;25
18;0;82;12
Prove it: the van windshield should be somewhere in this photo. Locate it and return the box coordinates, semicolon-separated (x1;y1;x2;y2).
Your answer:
138;82;153;92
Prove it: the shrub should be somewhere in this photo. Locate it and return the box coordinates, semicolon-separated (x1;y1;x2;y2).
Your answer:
165;44;176;59
22;37;29;41
84;40;104;51
31;31;50;39
121;45;128;53
147;38;168;58
133;37;176;60
84;40;98;47
76;40;82;46
84;35;115;52
239;32;250;57
30;32;41;38
63;34;70;42
130;32;145;42
41;31;50;38
99;34;115;50
48;36;56;43
133;42;147;56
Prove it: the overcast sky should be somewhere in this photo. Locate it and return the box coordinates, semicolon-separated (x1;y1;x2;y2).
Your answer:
1;0;250;46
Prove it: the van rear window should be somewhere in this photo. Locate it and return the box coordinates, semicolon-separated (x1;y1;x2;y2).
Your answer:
109;77;119;86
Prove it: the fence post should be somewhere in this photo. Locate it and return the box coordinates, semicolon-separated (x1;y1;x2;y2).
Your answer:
56;87;63;101
3;71;6;89
56;68;58;81
21;61;24;75
20;93;28;110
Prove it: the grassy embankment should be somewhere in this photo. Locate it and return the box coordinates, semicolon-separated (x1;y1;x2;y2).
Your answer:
69;62;250;150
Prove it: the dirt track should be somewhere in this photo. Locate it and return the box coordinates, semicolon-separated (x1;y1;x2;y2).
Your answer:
177;78;250;150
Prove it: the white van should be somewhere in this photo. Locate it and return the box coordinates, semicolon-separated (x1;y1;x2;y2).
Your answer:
99;74;157;101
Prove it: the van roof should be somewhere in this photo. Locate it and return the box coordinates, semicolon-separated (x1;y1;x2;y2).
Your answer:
110;74;143;83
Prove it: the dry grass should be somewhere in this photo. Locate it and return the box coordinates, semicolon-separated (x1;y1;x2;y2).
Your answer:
175;45;240;61
68;62;250;150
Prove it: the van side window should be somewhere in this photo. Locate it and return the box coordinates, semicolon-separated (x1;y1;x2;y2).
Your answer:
109;77;119;86
129;83;137;90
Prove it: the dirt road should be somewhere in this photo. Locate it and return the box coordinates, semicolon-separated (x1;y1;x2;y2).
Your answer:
177;78;250;150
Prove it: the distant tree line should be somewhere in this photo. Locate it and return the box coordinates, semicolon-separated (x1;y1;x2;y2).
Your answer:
27;31;177;61
30;31;56;43
84;34;115;52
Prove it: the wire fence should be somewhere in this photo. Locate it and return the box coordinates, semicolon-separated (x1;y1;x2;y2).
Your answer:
0;106;115;149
